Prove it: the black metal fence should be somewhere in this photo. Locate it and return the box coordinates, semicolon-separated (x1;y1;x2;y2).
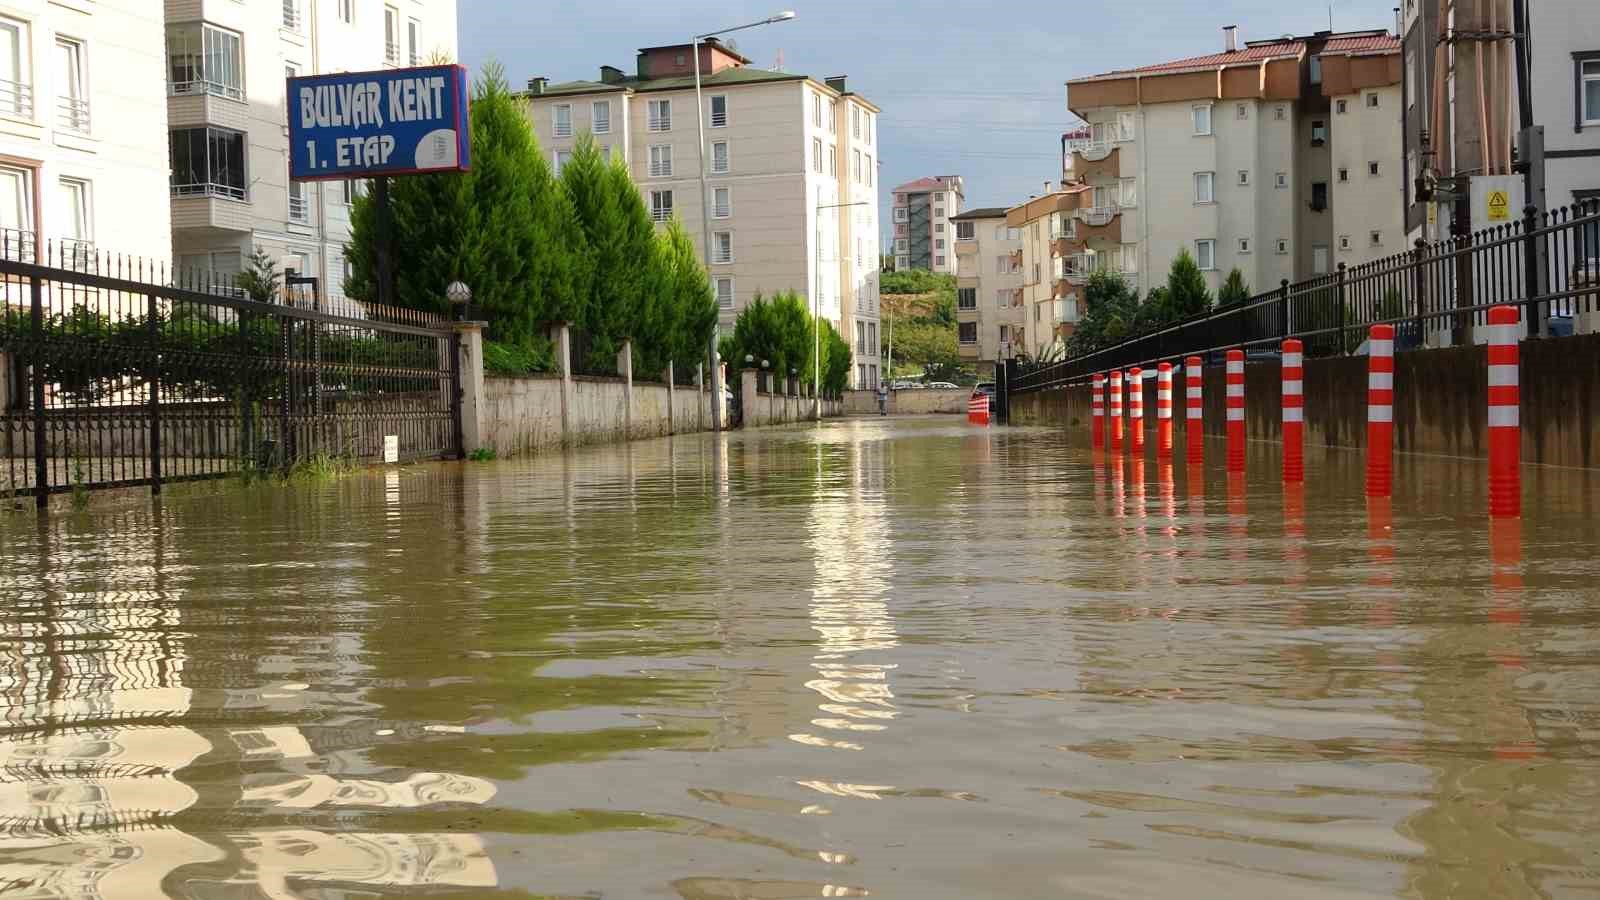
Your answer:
2;244;460;505
1013;200;1600;394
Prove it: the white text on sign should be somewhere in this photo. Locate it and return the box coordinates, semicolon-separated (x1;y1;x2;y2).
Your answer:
298;75;450;131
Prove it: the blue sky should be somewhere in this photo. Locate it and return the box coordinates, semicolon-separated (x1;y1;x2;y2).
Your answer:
460;0;1403;212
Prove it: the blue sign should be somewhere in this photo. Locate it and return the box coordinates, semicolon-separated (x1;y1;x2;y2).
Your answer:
288;64;470;182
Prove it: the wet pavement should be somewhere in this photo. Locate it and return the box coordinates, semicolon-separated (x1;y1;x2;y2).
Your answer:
1;416;1597;898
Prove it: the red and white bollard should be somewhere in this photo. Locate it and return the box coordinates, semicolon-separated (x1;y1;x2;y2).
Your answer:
1109;371;1124;452
1156;363;1174;459
1091;373;1106;450
1225;349;1246;474
1128;368;1145;453
1185;356;1204;465
1282;339;1304;484
967;390;991;426
1366;325;1395;498
1488;305;1521;519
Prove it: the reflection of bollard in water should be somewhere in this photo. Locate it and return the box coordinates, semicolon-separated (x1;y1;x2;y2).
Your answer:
1489;517;1523;624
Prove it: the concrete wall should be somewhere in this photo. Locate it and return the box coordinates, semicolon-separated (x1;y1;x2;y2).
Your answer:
1010;334;1600;468
842;388;970;416
482;375;720;457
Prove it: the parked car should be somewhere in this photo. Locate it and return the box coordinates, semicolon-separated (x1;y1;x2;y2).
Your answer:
974;382;996;400
927;381;959;389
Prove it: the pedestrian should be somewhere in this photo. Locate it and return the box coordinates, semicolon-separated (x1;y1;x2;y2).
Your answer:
877;381;889;416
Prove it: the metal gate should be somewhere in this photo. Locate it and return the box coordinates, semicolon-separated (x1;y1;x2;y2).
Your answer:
2;244;460;506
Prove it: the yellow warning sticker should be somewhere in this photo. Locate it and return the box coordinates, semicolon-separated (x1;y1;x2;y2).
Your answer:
1487;190;1511;221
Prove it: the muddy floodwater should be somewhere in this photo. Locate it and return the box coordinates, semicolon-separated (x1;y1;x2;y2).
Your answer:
2;417;1598;899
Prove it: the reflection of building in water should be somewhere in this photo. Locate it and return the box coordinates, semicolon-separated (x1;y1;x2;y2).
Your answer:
791;433;900;751
206;831;497;899
0;587;224;897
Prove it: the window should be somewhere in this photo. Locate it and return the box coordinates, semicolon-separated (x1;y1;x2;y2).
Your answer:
855;321;866;353
999;324;1011;344
1195;239;1216;270
709;94;728;128
1311;120;1327;145
553;104;572;138
715;277;734;309
865;154;873;186
1369;160;1381;177
337;0;353;23
283;0;302;30
1118;111;1136;141
1366;92;1380;109
384;6;400;65
169;127;247;200
1313;244;1331;274
342;179;364;204
934;223;944;233
1238;238;1251;254
1407;50;1417;110
0;17;29;118
1336;99;1348;114
896;256;909;270
712;231;732;264
1194;171;1215;203
554;149;572;173
1192;104;1213;135
852;105;861;138
0;165;33;260
1310;56;1323;85
956;221;975;241
894;239;908;253
935;239;945;250
167;23;243;101
1311;181;1329;211
828;146;837;176
1275;105;1287;121
1370;230;1383;247
649;189;673;223
828;100;837;134
997;289;1011;308
1120;177;1138;207
958;322;978;344
288;171;307;223
935;192;945;202
957;288;977;310
713;187;730;219
935;207;945;217
1339;234;1352;251
58;177;91;257
712;140;729;174
893;207;907;223
866;112;873;144
1276;172;1288;189
1583;59;1600;126
591;100;610;134
55;37;88;133
1339;167;1350;183
812;138;822;173
408;19;420;66
1237;170;1250;186
853;149;862;183
647;99;671;132
648;144;672;177
1276;239;1290;255
1236;103;1248;120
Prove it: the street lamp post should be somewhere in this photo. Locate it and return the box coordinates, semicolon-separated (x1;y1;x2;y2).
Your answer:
814;200;869;421
693;11;795;433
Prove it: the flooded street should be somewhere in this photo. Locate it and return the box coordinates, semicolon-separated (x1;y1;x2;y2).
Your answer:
2;416;1598;899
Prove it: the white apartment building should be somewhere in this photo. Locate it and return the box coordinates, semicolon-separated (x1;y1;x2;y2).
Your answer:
890;175;963;273
952;207;1023;377
1530;2;1599;233
165;0;459;294
0;1;171;269
523;39;884;389
1065;28;1405;299
1006;186;1097;359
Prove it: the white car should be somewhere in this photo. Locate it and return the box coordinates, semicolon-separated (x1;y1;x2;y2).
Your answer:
927;381;959;389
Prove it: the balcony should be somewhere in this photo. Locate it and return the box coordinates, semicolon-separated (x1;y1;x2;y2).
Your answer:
1066;135;1114;162
1077;204;1119;228
1062;253;1109;285
0;228;36;263
0;78;34;119
1008;249;1023;268
1073;146;1121;181
56;96;89;134
282;0;303;31
289;195;310;224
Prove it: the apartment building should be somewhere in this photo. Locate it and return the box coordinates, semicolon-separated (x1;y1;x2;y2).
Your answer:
1065;27;1404;298
1531;2;1600;222
165;0;459;292
890;175;963;273
1006;186;1095;359
0;1;171;269
523;40;884;388
951;207;1024;377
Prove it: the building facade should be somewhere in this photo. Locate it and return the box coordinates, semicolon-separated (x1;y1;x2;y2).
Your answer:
1529;1;1600;217
0;1;172;270
1066;28;1405;298
523;41;883;388
952;207;1024;377
1006;187;1094;359
165;0;459;294
890;175;963;273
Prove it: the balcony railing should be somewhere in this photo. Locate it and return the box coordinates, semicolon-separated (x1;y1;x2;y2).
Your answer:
386;41;401;65
1063;253;1109;284
1078;205;1120;228
0;228;37;263
60;238;96;272
651;206;672;223
289;195;310;223
1067;135;1114;161
172;182;248;202
57;96;90;134
0;78;34;119
282;0;302;30
169;78;244;102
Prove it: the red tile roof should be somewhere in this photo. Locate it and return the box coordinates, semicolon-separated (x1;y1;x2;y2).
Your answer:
1071;30;1397;83
892;176;955;193
1320;33;1401;56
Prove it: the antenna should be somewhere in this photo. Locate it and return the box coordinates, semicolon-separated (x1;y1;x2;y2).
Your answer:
773;48;785;72
1328;0;1335;31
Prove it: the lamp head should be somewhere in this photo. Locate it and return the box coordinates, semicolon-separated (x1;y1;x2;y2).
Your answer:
770;10;797;22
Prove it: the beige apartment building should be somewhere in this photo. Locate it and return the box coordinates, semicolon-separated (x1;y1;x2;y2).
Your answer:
951;207;1024;377
0;1;171;269
1065;28;1404;299
523;40;886;389
1005;186;1095;359
165;0;459;293
890;175;963;273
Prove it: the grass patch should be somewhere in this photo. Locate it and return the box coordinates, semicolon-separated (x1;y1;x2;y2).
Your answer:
285;451;357;483
468;447;497;462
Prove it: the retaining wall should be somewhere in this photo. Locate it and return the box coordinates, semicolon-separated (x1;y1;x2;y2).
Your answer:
1009;333;1600;468
842;388;970;415
482;375;718;457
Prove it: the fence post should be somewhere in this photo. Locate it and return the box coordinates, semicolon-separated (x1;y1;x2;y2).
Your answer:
554;323;574;446
1280;279;1292;338
1411;239;1429;347
29;276;46;509
453;321;485;457
665;361;675;436
1337;262;1350;355
696;363;705;433
146;292;162;494
618;339;634;440
1520;204;1542;339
